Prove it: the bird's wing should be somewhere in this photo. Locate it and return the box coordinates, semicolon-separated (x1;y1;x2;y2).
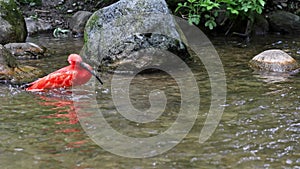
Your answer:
26;70;76;91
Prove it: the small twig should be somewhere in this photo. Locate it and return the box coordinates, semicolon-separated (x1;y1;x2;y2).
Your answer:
34;9;50;13
179;12;188;20
225;21;234;36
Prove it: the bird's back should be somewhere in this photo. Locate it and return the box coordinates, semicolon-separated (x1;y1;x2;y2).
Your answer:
26;66;76;91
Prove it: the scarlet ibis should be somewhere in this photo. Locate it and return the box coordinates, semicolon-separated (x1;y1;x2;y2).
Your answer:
25;54;103;91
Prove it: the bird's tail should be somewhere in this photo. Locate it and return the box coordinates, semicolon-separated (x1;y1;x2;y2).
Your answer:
19;82;33;90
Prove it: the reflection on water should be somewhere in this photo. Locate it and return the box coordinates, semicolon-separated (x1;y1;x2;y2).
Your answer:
0;34;299;168
252;71;293;83
38;94;78;125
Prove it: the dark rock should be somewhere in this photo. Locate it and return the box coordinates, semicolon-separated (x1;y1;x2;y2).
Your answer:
69;11;92;37
0;0;27;44
81;0;190;73
253;14;269;35
4;42;47;59
249;49;300;72
0;44;44;84
268;11;300;34
25;17;53;35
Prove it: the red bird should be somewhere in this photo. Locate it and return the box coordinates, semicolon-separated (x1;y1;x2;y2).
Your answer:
26;54;103;92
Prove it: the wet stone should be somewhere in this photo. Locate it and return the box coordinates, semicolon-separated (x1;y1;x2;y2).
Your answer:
25;17;53;35
0;44;44;84
4;42;47;59
69;11;92;37
249;49;300;72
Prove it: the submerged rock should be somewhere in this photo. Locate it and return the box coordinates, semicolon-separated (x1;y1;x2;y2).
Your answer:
0;0;27;44
81;0;190;73
4;42;47;59
249;49;300;72
0;44;44;84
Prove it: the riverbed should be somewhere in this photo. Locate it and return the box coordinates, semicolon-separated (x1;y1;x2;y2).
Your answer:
0;33;299;168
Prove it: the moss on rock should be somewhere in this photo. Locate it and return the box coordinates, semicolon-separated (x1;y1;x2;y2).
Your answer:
0;0;27;44
0;44;44;84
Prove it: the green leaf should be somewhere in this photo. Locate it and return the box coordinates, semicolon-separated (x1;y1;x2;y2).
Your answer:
189;14;200;25
227;7;239;15
258;0;265;6
205;21;209;27
205;20;216;30
175;6;181;12
256;7;262;14
241;6;249;12
188;0;196;3
176;0;264;30
207;5;214;10
200;3;207;7
213;10;218;17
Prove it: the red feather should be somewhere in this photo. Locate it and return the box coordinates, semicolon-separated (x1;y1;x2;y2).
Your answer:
26;54;93;92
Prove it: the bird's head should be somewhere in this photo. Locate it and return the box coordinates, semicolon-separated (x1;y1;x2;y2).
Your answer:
67;53;103;85
68;54;83;65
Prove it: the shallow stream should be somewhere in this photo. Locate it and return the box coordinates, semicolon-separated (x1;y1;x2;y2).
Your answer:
0;34;299;168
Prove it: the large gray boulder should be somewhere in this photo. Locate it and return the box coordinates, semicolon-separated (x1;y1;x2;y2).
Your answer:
249;49;300;72
0;0;27;44
81;0;190;73
268;11;300;34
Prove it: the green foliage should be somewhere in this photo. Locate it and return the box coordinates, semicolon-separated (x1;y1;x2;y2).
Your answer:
175;0;266;29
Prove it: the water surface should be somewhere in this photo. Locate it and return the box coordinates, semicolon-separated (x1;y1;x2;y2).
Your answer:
0;34;299;168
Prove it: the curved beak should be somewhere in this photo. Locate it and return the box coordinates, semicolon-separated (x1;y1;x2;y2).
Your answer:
79;62;103;85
